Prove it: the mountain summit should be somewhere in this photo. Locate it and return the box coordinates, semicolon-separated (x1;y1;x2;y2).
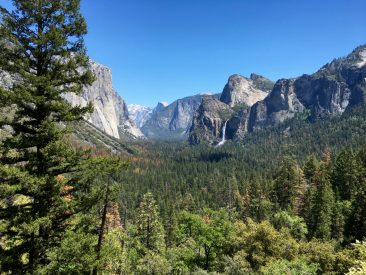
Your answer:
190;45;366;145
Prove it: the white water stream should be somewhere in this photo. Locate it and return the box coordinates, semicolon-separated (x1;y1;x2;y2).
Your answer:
216;120;228;147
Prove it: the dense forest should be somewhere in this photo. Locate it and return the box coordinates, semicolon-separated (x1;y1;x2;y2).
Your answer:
1;0;366;274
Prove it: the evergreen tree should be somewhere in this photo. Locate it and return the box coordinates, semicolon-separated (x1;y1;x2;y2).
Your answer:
273;156;304;213
0;0;95;272
135;192;166;253
83;156;127;275
346;186;366;242
303;154;319;182
306;167;335;240
331;149;364;200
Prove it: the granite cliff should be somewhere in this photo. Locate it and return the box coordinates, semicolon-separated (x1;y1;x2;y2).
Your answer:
190;45;366;144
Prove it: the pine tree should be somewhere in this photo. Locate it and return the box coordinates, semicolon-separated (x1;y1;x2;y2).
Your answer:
303;154;319;182
305;167;335;240
136;192;166;253
331;149;364;200
273;156;304;213
0;0;95;272
345;181;366;242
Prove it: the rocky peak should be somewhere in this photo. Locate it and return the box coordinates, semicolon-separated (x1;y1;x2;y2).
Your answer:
189;96;235;145
153;102;169;113
220;74;268;107
127;104;153;128
190;44;366;145
250;73;275;92
141;94;213;140
62;60;144;140
358;49;366;68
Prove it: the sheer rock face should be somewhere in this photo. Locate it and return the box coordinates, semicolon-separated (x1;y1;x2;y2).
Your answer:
62;61;144;140
141;94;217;140
189;96;235;145
220;74;269;107
189;45;366;144
248;79;306;131
0;60;143;140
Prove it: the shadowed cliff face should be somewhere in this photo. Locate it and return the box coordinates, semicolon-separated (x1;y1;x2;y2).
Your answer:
190;45;366;145
141;94;219;140
189;96;235;145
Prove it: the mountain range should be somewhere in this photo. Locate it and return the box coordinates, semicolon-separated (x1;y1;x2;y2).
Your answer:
2;45;365;146
189;44;366;145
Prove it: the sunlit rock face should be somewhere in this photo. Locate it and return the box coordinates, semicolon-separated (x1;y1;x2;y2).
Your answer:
63;60;144;140
220;74;269;107
189;45;366;144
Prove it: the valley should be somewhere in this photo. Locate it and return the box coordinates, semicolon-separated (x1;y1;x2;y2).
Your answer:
1;0;366;273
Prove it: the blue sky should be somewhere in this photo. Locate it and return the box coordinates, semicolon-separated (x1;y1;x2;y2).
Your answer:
1;0;366;107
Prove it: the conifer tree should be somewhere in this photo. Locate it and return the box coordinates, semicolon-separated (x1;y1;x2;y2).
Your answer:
346;182;366;242
273;156;304;213
304;154;319;182
0;0;95;272
305;167;335;240
136;192;166;253
331;149;364;200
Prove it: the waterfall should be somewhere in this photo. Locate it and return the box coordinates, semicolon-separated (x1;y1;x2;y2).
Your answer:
216;120;228;147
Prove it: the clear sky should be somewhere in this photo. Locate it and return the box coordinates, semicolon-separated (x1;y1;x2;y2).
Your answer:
1;0;366;107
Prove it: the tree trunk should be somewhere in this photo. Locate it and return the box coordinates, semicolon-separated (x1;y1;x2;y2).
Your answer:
92;190;109;275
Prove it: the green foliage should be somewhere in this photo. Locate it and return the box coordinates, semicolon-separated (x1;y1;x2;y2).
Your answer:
136;192;166;253
273;156;304;212
38;229;97;274
271;211;308;240
346;241;366;275
304;164;335;240
231;219;300;270
221;250;253;275
0;0;98;272
331;149;364;200
136;252;172;275
175;209;234;271
260;257;319;275
99;229;130;275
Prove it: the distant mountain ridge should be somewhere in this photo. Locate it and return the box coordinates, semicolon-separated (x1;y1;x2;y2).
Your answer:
189;45;366;145
134;73;273;140
141;94;220;140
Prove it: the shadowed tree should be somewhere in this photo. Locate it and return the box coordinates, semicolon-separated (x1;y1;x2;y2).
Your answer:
0;0;96;272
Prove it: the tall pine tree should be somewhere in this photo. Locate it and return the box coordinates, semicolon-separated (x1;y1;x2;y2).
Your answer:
0;0;96;272
135;192;166;254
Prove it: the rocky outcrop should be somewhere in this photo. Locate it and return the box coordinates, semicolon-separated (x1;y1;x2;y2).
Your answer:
153;102;169;114
249;45;366;131
63;60;144;140
248;79;306;131
250;73;275;92
190;45;366;144
142;94;218;140
220;74;269;107
189;96;235;144
0;60;143;140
